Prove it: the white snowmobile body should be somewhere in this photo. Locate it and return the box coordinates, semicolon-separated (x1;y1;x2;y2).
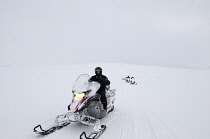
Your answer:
67;74;116;125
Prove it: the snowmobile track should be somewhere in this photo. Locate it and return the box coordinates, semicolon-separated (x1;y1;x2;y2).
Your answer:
118;113;125;139
144;112;158;139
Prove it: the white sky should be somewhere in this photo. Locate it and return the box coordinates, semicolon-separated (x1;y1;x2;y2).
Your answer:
0;0;210;68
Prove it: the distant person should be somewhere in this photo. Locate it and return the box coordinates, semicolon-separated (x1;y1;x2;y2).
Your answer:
90;67;110;110
125;76;130;83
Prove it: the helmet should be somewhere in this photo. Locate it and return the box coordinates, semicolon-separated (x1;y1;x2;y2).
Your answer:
95;67;102;71
95;67;102;75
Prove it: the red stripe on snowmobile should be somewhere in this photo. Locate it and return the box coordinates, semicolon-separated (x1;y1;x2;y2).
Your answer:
74;97;88;113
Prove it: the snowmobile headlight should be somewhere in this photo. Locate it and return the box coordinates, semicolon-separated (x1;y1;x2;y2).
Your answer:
74;93;85;100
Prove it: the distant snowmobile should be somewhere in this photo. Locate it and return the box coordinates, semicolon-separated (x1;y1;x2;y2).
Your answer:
130;77;137;85
123;76;137;85
125;76;130;83
33;74;116;139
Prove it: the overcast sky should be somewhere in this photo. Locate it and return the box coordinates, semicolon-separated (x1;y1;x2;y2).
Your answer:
0;0;210;68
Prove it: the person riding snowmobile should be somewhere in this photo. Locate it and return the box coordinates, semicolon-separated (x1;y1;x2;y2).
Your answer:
90;67;110;110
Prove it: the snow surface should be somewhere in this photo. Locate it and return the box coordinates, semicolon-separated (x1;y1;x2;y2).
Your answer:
0;63;210;139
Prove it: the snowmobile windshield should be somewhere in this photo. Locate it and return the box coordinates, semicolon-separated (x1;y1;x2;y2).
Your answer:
72;74;100;97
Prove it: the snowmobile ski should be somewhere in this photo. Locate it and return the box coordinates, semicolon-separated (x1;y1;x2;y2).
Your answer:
33;122;70;135
80;125;106;139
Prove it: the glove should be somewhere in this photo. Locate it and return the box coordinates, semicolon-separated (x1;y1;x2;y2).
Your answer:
88;79;93;82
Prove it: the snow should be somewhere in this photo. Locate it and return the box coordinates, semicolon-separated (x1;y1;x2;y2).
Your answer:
0;63;210;139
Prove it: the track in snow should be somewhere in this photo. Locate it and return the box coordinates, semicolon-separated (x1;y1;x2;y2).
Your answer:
1;64;210;139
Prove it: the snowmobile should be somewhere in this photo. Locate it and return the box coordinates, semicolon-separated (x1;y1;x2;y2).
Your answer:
125;76;130;83
33;74;116;139
130;77;137;85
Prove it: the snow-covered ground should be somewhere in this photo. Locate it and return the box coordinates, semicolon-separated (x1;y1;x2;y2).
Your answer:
0;63;210;139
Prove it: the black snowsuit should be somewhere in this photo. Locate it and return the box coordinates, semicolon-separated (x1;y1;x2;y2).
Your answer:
90;74;110;109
